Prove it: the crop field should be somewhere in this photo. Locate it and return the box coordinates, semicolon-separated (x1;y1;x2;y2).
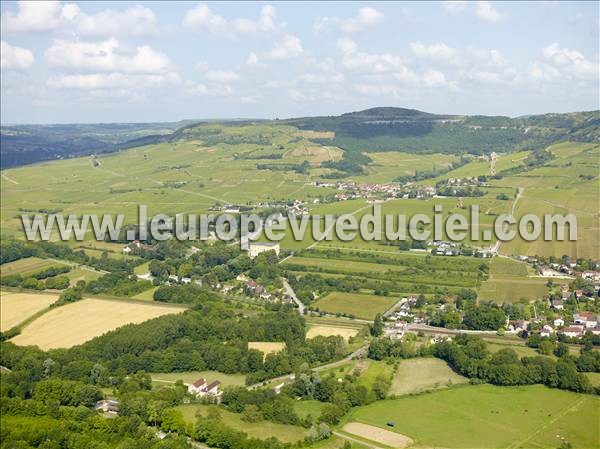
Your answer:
150;370;245;387
289;249;487;300
10;298;186;350
478;276;550;304
175;404;307;443
351;151;458;184
306;325;360;340
248;341;286;357
0;257;68;277
313;292;398;320
347;384;600;449
478;256;550;304
495;143;599;259
389;358;468;396
0;291;59;331
341;422;413;448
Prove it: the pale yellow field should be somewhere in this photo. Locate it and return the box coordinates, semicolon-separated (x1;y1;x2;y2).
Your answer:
306;325;359;340
0;291;59;331
248;341;286;358
342;422;413;448
11;298;185;350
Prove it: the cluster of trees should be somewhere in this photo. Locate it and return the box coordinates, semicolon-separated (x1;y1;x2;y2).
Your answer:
286;273;362;305
1;302;345;387
433;335;596;394
1;273;70;291
0;301;350;449
84;272;153;297
429;297;506;331
436;185;486;197
0;239;142;273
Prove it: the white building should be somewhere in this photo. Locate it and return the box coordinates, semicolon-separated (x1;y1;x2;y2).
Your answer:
188;378;221;398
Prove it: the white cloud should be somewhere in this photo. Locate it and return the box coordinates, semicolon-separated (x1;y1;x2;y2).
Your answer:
246;52;261;67
314;7;384;34
267;35;303;60
337;38;409;75
183;3;282;37
340;7;384;33
530;43;598;82
45;39;172;74
298;58;344;84
410;42;458;64
205;70;240;83
1;1;66;32
2;1;157;37
443;1;468;13
476;1;503;22
184;80;234;97
1;41;34;70
337;37;358;55
423;69;449;87
48;72;179;89
71;4;157;37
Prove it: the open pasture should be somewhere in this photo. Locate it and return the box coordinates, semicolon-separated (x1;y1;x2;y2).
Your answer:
347;384;600;449
313;292;397;320
175;404;307;443
389;358;468;396
0;291;59;331
10;297;185;350
150;370;245;387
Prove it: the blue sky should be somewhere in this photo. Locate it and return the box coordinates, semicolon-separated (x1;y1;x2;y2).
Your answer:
1;1;598;123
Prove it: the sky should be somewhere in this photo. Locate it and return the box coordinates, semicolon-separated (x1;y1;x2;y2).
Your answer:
1;1;598;124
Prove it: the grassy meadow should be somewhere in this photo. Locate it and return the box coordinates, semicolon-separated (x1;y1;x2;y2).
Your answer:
313;292;398;320
346;384;600;449
174;403;308;443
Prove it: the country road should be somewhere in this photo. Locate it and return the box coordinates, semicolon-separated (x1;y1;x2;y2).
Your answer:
491;187;523;256
282;278;305;314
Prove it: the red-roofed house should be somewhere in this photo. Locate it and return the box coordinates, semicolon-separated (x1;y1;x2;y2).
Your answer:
187;378;207;396
187;378;221;399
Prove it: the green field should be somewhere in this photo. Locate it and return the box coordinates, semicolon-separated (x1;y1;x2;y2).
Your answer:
389;358;468;396
585;372;600;388
313;292;398;320
0;257;68;277
132;286;158;301
150;370;245;388
293;400;327;419
347;384;600;449
174;404;307;443
478;256;550;304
